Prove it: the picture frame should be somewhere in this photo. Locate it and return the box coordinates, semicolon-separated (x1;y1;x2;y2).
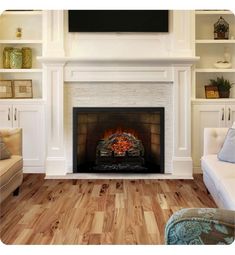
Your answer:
205;85;219;99
13;80;33;98
0;80;13;98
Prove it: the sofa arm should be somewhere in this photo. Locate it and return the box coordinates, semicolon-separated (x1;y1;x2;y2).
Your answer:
165;208;235;245
203;128;228;156
0;128;22;156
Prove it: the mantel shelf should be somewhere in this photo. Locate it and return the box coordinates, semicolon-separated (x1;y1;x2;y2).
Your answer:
37;56;200;65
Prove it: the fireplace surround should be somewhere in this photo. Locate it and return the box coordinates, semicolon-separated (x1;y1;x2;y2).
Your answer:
73;107;165;174
39;56;197;178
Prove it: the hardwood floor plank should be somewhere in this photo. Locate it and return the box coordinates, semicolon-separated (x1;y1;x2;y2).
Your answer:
115;193;125;209
90;211;104;234
144;211;160;234
0;174;217;245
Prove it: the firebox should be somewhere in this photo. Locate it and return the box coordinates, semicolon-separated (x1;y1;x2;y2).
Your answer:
73;107;164;173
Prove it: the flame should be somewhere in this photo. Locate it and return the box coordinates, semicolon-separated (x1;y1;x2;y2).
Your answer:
110;135;133;155
102;127;138;155
102;127;139;139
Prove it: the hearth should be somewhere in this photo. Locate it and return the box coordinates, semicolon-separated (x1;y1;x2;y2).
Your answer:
73;107;164;173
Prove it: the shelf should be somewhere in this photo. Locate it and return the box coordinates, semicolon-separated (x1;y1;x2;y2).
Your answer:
0;40;42;44
0;98;45;104
195;10;234;15
192;98;235;104
1;11;42;16
0;69;42;73
196;40;235;44
196;68;235;73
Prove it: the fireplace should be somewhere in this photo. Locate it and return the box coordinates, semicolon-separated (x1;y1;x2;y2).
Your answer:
73;107;165;173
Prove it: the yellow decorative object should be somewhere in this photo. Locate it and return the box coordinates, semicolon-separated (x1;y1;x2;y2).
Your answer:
3;47;13;69
22;47;32;69
9;48;22;69
16;28;22;39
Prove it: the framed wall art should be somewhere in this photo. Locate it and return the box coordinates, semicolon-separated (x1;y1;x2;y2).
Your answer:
0;80;13;98
13;80;33;98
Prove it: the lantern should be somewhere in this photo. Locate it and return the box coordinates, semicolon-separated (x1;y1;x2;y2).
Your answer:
214;16;229;40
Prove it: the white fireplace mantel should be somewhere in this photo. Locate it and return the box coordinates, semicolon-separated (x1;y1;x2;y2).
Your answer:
39;56;199;179
38;56;199;63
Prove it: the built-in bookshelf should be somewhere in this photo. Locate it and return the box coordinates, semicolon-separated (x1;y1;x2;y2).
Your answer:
0;10;43;99
194;10;235;100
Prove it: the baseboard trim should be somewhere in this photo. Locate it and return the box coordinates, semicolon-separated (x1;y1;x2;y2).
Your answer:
172;157;193;178
46;157;67;176
23;167;45;173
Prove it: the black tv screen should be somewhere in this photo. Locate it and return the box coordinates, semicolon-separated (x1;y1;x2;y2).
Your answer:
68;10;169;32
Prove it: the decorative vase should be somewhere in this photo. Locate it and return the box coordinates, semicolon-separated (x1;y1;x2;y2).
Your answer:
219;90;230;98
22;47;32;69
3;47;13;69
16;28;22;39
9;48;22;69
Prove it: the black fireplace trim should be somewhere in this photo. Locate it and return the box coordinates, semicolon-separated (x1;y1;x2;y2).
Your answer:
73;107;165;174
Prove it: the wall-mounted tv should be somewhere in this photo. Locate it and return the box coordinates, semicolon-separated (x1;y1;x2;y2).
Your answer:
68;10;169;32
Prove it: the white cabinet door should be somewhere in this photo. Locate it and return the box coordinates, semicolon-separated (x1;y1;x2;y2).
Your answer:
0;105;12;128
13;104;44;168
192;104;225;168
226;104;235;127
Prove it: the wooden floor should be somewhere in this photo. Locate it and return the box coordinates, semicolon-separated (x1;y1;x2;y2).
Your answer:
0;174;216;245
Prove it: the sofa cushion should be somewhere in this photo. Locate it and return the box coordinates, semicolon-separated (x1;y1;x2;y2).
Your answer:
218;128;235;163
0;155;23;186
0;136;11;160
201;155;235;183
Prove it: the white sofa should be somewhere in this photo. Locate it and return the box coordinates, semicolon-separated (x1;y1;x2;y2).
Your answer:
201;128;235;210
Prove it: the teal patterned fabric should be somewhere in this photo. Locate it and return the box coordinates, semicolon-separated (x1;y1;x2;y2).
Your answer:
165;208;235;245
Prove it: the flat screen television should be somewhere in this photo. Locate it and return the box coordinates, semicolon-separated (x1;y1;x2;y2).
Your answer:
68;10;169;32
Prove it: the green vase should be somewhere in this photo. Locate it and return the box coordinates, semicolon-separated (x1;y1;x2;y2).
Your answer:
22;47;32;69
9;48;22;69
3;47;13;69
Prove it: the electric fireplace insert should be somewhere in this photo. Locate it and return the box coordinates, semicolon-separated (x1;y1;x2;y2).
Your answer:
73;107;164;174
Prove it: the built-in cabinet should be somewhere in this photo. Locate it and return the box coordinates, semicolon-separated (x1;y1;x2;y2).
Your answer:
192;101;235;169
0;11;45;172
0;102;45;170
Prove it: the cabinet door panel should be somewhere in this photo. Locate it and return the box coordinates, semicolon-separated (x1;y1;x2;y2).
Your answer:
0;105;12;128
192;104;224;168
226;104;235;127
13;104;44;167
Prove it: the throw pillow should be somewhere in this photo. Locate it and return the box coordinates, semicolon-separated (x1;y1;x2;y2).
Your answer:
218;128;235;163
0;136;12;160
